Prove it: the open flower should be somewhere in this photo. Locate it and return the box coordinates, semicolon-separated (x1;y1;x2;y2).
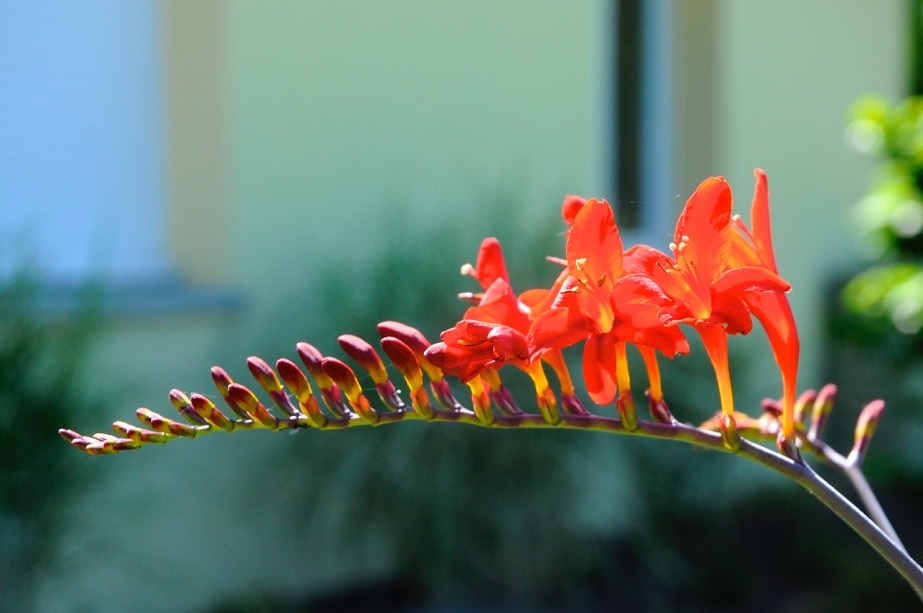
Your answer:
729;169;800;440
529;198;688;415
650;175;792;420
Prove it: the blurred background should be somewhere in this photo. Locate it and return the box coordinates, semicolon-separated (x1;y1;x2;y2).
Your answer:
1;1;921;611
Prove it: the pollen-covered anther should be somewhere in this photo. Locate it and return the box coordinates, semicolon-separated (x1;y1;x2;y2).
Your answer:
574;257;587;271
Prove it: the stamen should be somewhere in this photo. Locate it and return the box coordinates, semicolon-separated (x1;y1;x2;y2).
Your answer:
597;274;607;287
574;257;587;271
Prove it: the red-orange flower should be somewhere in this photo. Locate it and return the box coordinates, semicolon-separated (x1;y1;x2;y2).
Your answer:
529;199;688;409
729;169;800;439
650;176;791;419
424;320;529;382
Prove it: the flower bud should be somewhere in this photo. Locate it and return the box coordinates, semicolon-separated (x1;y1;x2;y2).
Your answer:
189;393;236;432
849;399;885;464
322;358;379;424
808;384;837;441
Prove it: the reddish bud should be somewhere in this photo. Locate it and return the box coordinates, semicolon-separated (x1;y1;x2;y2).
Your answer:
322;358;378;423
377;321;444;381
227;383;279;429
189;394;236;432
808;384;837;441
647;394;675;424
136;408;197;438
247;356;283;393
275;359;327;428
850;399;886;464
338;334;388;384
380;337;423;391
793;389;817;430
169;389;209;426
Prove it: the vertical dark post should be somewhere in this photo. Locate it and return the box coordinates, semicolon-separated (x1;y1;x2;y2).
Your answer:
614;0;643;228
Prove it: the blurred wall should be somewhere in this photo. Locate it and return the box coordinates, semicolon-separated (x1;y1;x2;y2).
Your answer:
45;1;908;611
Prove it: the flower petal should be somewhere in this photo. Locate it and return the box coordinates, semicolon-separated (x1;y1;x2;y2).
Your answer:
712;265;791;296
674;177;733;290
566;199;624;289
583;333;618;405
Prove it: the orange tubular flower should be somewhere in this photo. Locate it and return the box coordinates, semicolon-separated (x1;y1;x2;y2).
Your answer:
729;169;800;441
528;199;689;415
650;176;792;421
455;237;580;420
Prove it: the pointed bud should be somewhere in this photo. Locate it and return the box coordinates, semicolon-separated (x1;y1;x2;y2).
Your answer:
322;358;379;424
720;413;741;452
169;389;210;426
86;433;140;454
112;421;172;444
189;394;237;432
430;378;462;411
849;399;886;464
276;359;327;428
247;357;301;418
136;408;198;438
211;367;249;420
561;393;590;416
376;321;443;381
760;397;782;418
380;337;433;419
226;383;279;429
808;384;837;441
338;335;388;384
793;389;817;430
339;335;403;410
647;393;675;424
380;337;423;391
297;342;349;418
58;429;93;452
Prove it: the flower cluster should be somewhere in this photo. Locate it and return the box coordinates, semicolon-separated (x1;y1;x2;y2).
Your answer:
426;169;800;446
60;169;800;456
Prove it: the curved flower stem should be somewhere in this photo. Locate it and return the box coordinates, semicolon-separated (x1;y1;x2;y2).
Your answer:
798;437;905;550
66;393;923;597
442;413;923;597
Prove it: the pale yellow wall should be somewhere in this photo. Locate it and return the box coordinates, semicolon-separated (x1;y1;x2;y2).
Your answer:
712;0;906;388
226;0;594;305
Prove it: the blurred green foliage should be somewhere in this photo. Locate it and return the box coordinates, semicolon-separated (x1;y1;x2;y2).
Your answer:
841;96;923;342
0;276;103;611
